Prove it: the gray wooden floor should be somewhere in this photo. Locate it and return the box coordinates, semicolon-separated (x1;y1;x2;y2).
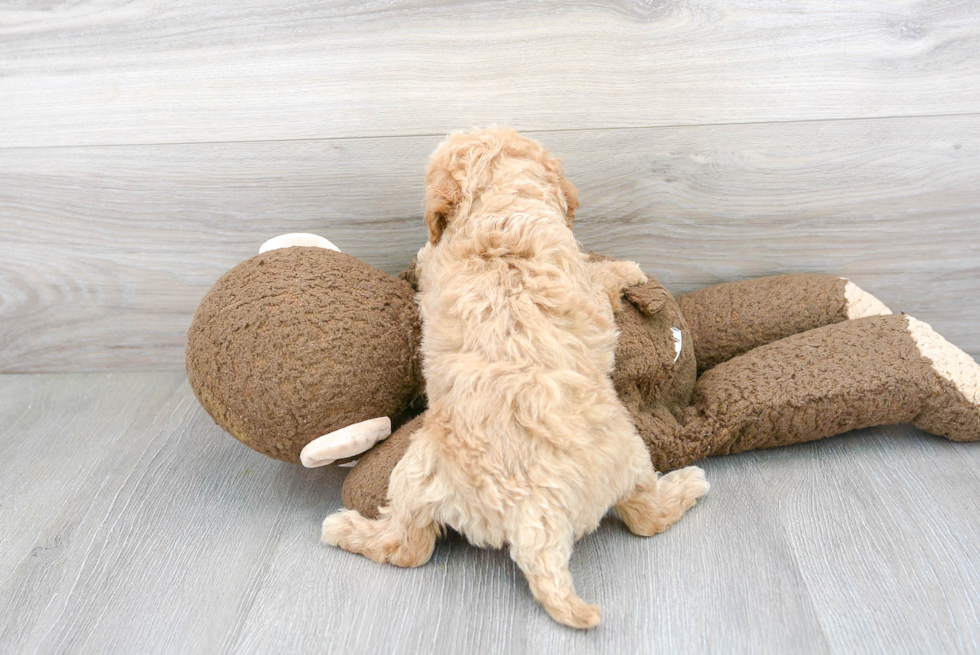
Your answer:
2;372;979;654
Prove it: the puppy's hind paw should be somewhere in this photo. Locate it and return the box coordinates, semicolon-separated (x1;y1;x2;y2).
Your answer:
322;508;437;568
618;466;709;537
321;509;363;548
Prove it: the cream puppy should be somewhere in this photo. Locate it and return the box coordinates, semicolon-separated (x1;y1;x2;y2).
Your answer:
322;127;709;629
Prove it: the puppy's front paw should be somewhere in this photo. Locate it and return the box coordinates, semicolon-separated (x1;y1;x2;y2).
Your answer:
619;261;648;289
593;260;648;311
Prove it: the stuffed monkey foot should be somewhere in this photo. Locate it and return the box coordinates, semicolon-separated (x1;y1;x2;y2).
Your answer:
842;279;893;320
908;317;980;442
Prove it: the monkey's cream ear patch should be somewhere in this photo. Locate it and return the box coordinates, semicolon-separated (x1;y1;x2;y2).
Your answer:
842;279;892;319
300;417;392;467
259;233;341;254
907;316;980;406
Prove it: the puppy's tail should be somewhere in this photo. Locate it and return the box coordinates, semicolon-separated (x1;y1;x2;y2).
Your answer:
508;521;601;629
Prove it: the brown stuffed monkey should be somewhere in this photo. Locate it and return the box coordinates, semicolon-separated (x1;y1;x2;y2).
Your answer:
186;238;980;518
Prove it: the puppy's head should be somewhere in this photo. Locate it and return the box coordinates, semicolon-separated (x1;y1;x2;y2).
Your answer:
423;126;579;244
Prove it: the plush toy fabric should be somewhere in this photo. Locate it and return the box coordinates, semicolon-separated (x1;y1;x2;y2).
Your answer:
186;241;980;519
186;247;423;463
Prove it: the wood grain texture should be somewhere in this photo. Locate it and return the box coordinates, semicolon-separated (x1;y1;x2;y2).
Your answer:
1;0;979;147
230;455;831;655
0;373;348;654
2;372;979;653
753;427;980;655
2;116;978;371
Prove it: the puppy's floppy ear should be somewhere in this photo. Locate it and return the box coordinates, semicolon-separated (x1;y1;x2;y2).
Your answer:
423;151;462;245
543;156;579;228
559;173;579;226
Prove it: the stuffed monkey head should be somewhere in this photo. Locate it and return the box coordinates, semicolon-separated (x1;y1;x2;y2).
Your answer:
185;241;424;465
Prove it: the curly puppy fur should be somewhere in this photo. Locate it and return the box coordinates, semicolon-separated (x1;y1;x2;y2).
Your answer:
322;127;709;629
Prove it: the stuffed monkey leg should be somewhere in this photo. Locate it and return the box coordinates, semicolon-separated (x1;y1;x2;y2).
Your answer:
665;314;980;467
677;274;892;374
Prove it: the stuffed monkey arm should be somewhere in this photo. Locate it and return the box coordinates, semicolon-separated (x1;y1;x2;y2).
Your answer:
629;402;714;473
676;274;891;374
248;233;402;468
666;314;980;466
398;258;421;291
341;415;422;519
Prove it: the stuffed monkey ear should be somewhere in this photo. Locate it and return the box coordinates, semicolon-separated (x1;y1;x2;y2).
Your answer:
397;257;421;291
624;279;670;316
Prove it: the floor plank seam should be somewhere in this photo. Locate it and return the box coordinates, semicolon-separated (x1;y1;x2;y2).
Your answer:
1;110;978;152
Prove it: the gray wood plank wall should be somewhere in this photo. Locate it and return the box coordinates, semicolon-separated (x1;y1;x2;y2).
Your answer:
3;1;979;147
1;0;979;372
